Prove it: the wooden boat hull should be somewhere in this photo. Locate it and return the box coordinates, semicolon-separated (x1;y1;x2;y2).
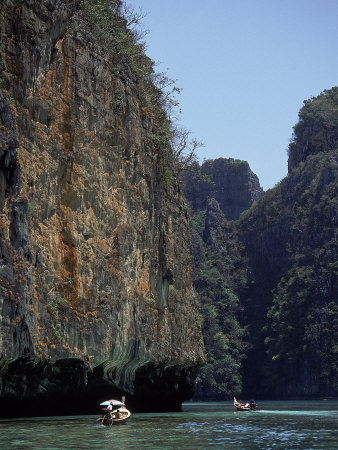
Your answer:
101;417;128;425
100;406;131;425
235;405;251;411
233;397;256;411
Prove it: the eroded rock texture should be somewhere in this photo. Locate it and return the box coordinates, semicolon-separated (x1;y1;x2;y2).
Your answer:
184;158;263;221
183;158;263;399
0;0;204;416
239;150;338;398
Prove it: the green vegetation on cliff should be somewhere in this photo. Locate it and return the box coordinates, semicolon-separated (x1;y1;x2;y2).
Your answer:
80;0;201;185
184;159;262;399
0;0;205;415
191;215;248;398
288;87;338;172
240;150;337;397
238;88;338;397
185;88;337;399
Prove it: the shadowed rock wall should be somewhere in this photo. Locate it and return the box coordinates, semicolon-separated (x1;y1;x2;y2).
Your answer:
183;158;263;221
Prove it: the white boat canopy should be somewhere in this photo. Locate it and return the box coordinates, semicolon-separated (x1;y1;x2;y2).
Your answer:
100;399;125;407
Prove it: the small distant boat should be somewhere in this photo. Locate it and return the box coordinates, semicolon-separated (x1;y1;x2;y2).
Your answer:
234;397;257;411
97;398;131;425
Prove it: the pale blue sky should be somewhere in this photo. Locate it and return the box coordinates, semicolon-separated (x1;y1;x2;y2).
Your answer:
128;0;338;190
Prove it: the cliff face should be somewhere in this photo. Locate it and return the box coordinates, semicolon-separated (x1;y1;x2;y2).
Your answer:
183;90;337;400
239;150;337;397
237;89;337;398
288;88;338;172
183;158;262;399
0;0;204;416
184;158;263;221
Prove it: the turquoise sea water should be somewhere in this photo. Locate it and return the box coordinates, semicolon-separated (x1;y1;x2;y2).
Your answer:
0;400;337;449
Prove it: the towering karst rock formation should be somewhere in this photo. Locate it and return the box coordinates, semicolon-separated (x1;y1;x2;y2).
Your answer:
183;158;264;399
0;0;205;416
184;90;337;400
238;89;338;398
184;158;263;222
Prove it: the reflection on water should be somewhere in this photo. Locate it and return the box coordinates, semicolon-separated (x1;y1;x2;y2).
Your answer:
0;401;337;449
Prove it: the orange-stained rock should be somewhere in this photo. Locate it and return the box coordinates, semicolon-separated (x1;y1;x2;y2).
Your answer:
0;0;205;416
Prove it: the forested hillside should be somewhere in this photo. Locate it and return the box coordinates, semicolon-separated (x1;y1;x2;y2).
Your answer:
183;159;263;398
240;148;337;397
185;88;337;399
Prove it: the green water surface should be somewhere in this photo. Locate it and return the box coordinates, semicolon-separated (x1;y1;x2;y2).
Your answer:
0;400;337;449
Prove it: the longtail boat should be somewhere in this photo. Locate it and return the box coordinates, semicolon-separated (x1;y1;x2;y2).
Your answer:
97;398;131;425
234;397;257;411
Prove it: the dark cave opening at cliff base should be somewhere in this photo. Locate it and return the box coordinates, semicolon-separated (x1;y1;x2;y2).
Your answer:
0;357;200;417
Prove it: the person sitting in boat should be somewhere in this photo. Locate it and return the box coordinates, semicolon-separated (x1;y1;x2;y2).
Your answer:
114;409;122;419
249;399;257;409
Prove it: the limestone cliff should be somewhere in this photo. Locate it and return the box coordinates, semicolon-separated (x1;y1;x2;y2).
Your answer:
183;158;263;221
239;149;337;398
238;90;338;398
0;0;204;416
183;158;262;399
183;91;337;400
288;88;338;172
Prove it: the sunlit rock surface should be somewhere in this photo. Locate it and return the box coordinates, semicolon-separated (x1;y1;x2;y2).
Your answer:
0;0;205;416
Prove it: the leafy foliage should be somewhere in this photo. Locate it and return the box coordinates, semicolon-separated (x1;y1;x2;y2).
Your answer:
262;151;338;394
239;149;338;397
80;0;202;182
78;4;338;397
190;210;249;399
288;87;338;171
188;88;337;399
